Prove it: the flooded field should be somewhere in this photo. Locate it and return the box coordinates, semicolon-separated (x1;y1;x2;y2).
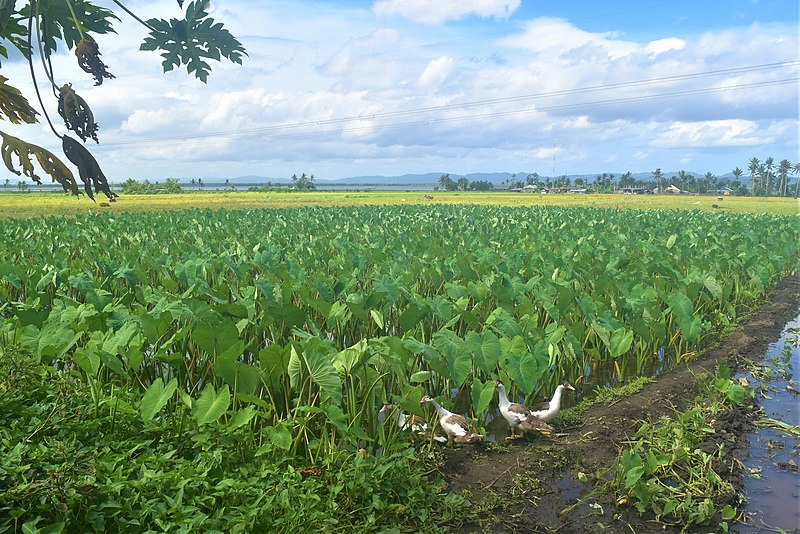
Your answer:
737;315;800;533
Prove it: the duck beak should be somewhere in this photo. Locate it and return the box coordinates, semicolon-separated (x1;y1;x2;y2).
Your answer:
565;383;576;391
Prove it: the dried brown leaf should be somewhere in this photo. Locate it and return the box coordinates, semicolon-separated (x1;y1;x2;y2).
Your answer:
0;76;39;125
75;37;115;86
62;135;117;201
0;131;79;194
58;83;99;143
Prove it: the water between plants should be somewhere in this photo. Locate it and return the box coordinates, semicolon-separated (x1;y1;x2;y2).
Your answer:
735;314;800;533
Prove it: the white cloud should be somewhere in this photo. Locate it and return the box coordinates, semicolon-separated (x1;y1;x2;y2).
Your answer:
416;56;455;90
645;38;685;56
498;18;639;60
649;120;771;148
373;0;520;25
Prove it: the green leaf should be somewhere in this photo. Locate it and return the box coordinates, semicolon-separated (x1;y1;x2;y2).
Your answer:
666;234;677;249
332;339;367;374
607;327;634;358
370;309;385;330
139;1;246;82
398;301;430;333
703;274;722;300
302;345;343;405
266;422;292;450
72;347;100;376
433;330;471;388
258;343;290;392
720;504;736;521
466;330;501;375
193;383;230;425
410;370;432;383
666;291;702;342
140;377;178;421
470;378;495;415
227;406;256;430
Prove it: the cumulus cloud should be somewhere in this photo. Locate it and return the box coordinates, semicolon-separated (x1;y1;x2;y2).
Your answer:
416;56;455;90
373;0;520;25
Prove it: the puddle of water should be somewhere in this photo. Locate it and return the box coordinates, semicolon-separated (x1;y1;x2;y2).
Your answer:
736;315;800;533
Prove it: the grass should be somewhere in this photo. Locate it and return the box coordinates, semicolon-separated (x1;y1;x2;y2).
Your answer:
0;190;797;218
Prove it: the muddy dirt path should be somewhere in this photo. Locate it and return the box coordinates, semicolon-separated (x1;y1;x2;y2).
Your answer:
439;273;800;534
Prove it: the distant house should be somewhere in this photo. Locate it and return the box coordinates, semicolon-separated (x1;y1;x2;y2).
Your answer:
569;188;588;194
522;184;538;193
715;187;733;196
665;184;682;194
620;187;653;195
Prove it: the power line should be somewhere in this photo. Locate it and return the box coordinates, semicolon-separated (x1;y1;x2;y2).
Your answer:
97;60;798;149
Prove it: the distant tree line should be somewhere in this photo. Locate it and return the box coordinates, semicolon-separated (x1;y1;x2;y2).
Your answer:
118;178;182;194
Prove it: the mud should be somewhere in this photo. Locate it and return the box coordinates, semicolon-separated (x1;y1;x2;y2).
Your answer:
438;273;800;534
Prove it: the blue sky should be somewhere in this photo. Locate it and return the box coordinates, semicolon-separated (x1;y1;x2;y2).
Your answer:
2;0;798;181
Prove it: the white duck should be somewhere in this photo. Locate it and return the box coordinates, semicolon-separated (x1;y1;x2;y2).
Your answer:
530;381;576;422
380;403;428;434
421;395;484;444
494;381;554;440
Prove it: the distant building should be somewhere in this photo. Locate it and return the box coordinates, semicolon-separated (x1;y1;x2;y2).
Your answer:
620;187;654;195
715;187;733;196
569;188;589;194
665;185;682;194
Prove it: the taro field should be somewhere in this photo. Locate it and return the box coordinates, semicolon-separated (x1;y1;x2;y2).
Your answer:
1;204;798;532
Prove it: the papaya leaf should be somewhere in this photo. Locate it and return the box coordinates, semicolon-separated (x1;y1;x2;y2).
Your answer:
139;0;246;83
74;36;115;86
140;377;178;421
61;135;117;200
25;0;118;55
58;83;98;142
1;131;79;193
0;76;37;123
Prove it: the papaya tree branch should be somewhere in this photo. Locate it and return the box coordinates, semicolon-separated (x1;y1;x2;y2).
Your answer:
110;0;156;32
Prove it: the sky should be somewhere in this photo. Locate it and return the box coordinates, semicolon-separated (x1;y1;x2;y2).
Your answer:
2;0;798;182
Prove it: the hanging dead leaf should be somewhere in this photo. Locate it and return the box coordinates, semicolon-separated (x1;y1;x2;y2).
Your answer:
58;84;99;143
61;135;117;201
0;131;79;194
0;76;39;124
75;37;115;86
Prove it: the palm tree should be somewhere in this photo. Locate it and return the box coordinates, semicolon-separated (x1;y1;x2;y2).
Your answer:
794;162;800;198
747;157;760;196
764;157;775;196
777;159;791;197
651;168;663;193
190;178;196;190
